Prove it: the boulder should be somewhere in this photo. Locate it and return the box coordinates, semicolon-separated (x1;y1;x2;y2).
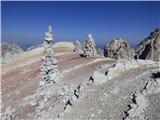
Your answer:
92;71;107;85
104;38;134;59
136;28;160;61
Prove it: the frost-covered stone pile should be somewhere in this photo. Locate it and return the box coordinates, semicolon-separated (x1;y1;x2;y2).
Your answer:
82;34;97;57
22;79;90;119
1;80;88;120
39;26;62;86
1;79;86;119
73;40;83;54
104;38;134;59
25;83;76;119
123;72;160;120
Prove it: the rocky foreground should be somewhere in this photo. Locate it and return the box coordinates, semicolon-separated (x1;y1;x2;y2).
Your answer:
1;41;160;120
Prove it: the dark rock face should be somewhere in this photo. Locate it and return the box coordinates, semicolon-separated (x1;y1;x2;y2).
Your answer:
136;28;160;61
1;42;24;62
104;38;134;59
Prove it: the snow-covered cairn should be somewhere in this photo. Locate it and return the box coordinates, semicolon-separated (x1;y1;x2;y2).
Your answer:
82;34;97;57
73;40;83;54
39;26;61;86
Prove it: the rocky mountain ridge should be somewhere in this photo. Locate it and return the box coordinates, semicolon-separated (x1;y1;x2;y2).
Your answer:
135;28;160;61
1;41;24;63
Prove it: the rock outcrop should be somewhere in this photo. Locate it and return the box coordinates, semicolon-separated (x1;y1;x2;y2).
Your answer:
92;59;159;85
82;34;97;57
123;73;160;120
39;26;62;86
136;28;160;61
104;38;134;59
1;41;24;63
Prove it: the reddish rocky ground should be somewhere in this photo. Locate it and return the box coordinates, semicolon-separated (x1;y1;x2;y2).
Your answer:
1;45;113;114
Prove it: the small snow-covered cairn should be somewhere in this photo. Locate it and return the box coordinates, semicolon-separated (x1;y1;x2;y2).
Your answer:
39;26;61;86
82;34;97;57
73;40;83;54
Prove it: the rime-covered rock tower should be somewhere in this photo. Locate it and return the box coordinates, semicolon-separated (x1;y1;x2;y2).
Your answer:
83;34;97;57
103;38;134;59
39;26;61;86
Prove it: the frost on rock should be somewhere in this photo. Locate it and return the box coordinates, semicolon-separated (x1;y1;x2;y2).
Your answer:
23;81;88;120
73;40;83;54
92;59;159;85
92;71;107;85
40;26;62;86
82;34;97;58
105;59;159;80
124;93;149;120
123;77;160;120
1;106;16;120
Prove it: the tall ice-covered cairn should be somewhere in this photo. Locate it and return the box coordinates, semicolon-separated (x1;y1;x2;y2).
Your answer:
83;34;97;57
39;26;61;86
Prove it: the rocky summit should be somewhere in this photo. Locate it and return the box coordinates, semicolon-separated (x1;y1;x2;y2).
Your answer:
104;38;134;59
1;27;160;120
136;28;160;61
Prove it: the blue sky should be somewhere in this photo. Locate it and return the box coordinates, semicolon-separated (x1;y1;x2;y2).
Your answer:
1;1;160;48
